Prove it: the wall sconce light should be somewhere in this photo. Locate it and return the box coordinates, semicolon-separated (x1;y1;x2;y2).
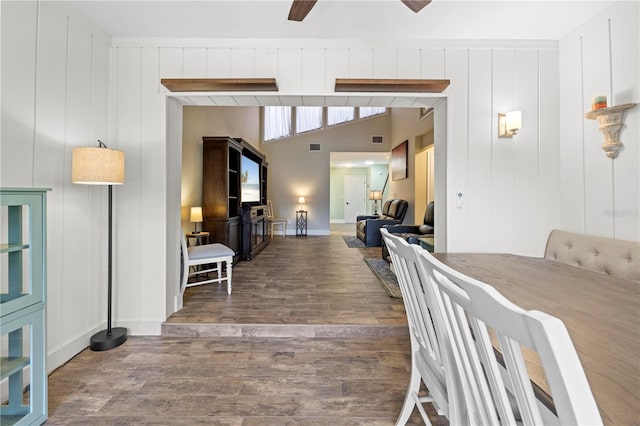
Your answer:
190;206;203;233
498;110;522;138
297;196;306;211
369;190;382;215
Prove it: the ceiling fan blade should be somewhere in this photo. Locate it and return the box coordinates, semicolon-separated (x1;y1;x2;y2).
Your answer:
288;0;318;21
400;0;432;13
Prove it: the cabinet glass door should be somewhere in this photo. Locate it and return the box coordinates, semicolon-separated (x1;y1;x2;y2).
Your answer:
1;192;46;314
0;307;47;425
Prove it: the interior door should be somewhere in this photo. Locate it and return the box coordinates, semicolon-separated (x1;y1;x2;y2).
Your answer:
414;144;435;220
344;175;367;223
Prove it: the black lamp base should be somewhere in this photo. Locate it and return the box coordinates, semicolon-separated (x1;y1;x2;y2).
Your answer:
90;327;128;351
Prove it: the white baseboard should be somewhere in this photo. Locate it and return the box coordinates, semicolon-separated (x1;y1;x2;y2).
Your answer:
47;320;163;374
174;294;184;313
47;327;101;373
118;320;162;336
330;219;346;224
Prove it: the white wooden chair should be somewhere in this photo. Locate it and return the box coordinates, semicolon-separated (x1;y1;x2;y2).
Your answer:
380;228;455;425
267;200;287;237
180;234;234;295
415;248;603;426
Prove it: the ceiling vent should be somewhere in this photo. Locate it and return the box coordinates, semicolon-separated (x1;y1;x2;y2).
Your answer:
371;136;384;144
309;143;321;151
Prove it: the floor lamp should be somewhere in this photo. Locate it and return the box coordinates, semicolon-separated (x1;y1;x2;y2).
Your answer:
72;141;127;351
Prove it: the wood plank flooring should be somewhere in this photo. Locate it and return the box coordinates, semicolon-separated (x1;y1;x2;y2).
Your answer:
46;225;445;425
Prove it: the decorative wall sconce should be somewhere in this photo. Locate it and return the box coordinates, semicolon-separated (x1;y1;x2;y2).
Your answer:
584;103;636;159
498;111;522;138
369;190;382;215
190;206;203;233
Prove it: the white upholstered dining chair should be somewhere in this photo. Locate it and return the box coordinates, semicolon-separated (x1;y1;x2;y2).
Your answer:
180;234;234;295
267;200;287;237
380;228;456;425
415;248;602;426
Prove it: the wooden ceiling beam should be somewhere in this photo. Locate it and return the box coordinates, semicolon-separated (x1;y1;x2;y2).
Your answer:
161;78;278;92
335;78;450;93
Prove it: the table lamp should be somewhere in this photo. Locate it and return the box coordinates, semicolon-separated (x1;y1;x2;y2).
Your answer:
369;190;382;214
72;140;127;351
190;206;203;233
297;196;306;211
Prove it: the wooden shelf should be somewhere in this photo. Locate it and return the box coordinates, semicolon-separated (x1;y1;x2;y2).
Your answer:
161;78;278;92
335;78;450;93
584;103;636;119
584;103;637;159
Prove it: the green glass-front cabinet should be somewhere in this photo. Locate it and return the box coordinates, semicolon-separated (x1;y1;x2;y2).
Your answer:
1;188;49;425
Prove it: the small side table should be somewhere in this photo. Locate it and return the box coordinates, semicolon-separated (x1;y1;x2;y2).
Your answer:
296;210;308;236
186;231;210;247
417;236;434;252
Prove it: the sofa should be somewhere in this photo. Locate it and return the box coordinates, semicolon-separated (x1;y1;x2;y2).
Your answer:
356;199;408;247
381;201;434;261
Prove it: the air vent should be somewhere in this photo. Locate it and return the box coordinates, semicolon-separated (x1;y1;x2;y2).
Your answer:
309;143;321;151
372;136;383;144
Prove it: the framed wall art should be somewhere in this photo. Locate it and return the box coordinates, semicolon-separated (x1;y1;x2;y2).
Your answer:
391;140;408;181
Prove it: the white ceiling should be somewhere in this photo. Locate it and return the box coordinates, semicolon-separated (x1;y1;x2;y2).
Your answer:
66;0;616;41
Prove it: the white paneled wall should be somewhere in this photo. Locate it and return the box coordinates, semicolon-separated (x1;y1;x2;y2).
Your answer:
560;1;639;242
1;1;112;370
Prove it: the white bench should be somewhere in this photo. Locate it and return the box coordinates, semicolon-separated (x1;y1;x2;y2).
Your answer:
544;230;640;282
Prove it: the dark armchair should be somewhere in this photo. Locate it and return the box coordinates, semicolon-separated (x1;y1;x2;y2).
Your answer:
382;201;434;261
356;199;408;247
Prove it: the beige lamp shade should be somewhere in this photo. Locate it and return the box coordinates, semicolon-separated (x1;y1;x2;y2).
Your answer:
72;146;125;185
297;196;306;205
190;207;203;223
369;190;382;200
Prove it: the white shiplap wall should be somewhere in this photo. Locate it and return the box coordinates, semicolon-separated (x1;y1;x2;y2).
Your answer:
559;1;639;242
1;1;113;369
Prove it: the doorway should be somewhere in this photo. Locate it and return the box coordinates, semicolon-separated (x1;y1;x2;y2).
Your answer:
167;96;448;316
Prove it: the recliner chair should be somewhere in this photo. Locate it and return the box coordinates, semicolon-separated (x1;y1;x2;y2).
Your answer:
381;200;434;261
355;199;408;247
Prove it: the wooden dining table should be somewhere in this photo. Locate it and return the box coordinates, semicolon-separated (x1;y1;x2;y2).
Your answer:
433;253;639;425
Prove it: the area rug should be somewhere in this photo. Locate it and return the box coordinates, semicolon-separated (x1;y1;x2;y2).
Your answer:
364;258;402;299
342;235;366;248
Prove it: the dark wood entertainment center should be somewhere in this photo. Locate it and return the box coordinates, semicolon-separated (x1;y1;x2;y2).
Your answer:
202;136;269;261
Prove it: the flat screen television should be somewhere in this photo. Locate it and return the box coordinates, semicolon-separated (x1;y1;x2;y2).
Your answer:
240;155;261;203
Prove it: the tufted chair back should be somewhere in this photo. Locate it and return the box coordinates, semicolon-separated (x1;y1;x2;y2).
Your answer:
544;230;639;282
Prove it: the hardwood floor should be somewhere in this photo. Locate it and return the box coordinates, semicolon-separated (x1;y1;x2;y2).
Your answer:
46;225;444;425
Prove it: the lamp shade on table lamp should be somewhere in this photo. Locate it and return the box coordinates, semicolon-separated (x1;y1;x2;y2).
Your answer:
190;207;203;233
